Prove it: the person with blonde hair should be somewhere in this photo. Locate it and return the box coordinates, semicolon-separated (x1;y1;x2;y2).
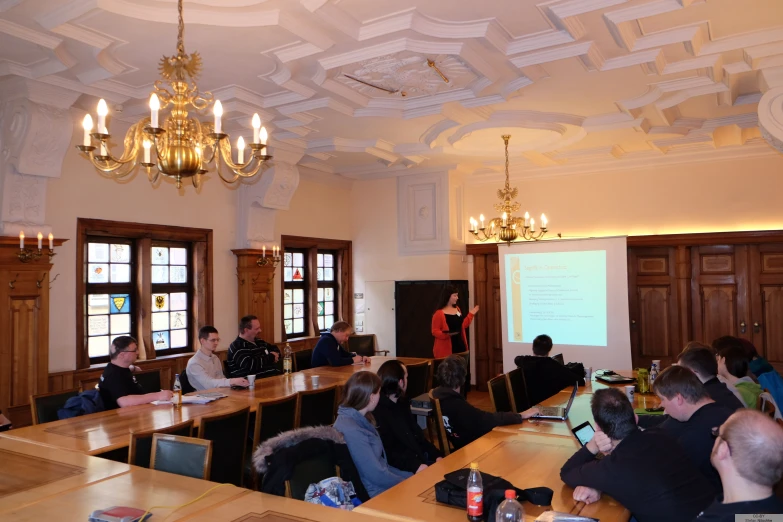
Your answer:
334;371;413;497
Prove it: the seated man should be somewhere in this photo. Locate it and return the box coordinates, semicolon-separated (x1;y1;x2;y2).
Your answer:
651;365;735;493
560;388;714;522
186;326;249;390
677;344;744;410
311;321;366;367
431;356;538;450
715;343;762;408
226;315;280;379
514;334;585;406
98;336;173;409
696;410;783;520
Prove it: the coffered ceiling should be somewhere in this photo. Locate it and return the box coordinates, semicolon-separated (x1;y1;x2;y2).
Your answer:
1;0;781;180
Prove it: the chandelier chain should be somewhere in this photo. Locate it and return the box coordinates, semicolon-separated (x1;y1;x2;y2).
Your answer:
503;134;510;191
177;0;185;56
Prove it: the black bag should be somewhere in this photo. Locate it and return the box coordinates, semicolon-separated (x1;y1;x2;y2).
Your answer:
434;469;553;521
566;362;587;385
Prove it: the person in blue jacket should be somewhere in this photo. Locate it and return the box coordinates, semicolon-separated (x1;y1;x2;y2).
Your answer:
334;371;413;497
311;321;368;367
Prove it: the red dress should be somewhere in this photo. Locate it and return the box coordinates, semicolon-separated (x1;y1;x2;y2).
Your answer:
431;307;474;358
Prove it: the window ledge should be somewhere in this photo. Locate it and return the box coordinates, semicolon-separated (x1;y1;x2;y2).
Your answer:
88;351;195;370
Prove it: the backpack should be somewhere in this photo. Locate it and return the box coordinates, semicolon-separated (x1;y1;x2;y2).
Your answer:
758;371;783;418
57;389;105;419
304;477;362;510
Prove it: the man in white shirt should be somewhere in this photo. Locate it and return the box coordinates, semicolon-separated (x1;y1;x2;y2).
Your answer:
187;326;249;391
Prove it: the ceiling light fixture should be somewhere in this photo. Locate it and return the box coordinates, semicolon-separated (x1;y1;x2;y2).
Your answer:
77;0;272;189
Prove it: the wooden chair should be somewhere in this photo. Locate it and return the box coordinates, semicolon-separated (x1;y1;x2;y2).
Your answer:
405;360;431;400
247;394;298;488
488;375;513;413
551;353;565;365
151;433;212;480
178;369;197;394
428;390;452;456
296;385;338;428
284;454;341;500
348;334;389;356
199;406;250;487
30;387;81;425
134;369;162;394
757;391;778;419
129;419;194;468
293;349;313;372
505;368;531;412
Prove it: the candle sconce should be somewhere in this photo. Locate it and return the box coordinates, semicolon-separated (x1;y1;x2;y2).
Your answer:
18;248;55;263
256;255;281;268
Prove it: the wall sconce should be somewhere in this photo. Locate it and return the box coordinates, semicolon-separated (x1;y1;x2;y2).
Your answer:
18;232;56;263
256;245;281;267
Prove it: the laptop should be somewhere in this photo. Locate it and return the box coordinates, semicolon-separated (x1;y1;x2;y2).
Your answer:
532;383;578;420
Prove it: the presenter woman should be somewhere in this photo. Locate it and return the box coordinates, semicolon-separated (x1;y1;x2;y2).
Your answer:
431;286;479;358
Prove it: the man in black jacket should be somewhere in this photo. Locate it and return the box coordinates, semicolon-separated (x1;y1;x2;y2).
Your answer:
560;388;715;522
677;344;744;411
431;356;539;449
311;321;366;368
514;334;585;407
375;360;442;473
226;315;280;379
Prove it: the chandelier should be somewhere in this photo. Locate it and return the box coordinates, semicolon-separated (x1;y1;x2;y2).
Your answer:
76;0;271;189
468;135;548;244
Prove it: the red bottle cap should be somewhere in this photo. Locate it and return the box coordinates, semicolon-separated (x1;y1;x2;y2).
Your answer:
505;490;516;499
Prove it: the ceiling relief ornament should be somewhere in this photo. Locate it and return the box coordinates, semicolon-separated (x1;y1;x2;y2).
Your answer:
339;53;477;98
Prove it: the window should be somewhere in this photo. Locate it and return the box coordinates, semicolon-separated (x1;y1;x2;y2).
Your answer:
77;219;213;368
280;236;352;340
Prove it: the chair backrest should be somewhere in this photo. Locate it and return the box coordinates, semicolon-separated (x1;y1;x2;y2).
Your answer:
293;349;313;372
428;391;451;456
296;385;338;428
30;388;81;425
253;394;298;449
179;369;197;394
551;353;565;365
488;375;513;413
134;369;162;394
505;368;531;412
348;334;376;357
284;453;339;500
151;433;212;480
129;419;194;468
405;361;431;400
198;406;250;486
757;391;779;419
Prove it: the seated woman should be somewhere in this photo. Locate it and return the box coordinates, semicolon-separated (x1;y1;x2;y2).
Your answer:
431;355;539;450
374;360;443;473
715;343;762;409
334;371;413;497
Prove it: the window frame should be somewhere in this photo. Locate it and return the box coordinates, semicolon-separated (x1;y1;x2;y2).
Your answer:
316;250;339;333
76;218;213;369
280;236;352;341
149;240;193;358
282;247;309;338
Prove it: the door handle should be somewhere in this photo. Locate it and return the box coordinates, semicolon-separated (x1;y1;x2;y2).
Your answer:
754;322;761;334
740;321;746;334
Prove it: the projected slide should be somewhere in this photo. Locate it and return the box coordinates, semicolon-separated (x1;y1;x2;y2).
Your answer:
505;250;607;346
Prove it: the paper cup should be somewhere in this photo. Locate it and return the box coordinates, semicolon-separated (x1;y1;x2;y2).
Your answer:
312;375;320;387
624;385;635;403
247;374;256;389
585;367;592;381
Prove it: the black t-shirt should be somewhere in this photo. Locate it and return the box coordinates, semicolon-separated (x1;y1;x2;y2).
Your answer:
98;362;144;409
695;495;783;521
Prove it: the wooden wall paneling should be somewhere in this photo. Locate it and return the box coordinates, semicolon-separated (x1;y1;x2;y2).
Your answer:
472;255;489;390
232;250;276;342
675;246;693;348
489;256;503;381
306;248;318;335
749;243;783;373
192;238;213;348
137;238;152;360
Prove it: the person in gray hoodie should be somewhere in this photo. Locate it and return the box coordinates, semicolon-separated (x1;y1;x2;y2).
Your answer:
334;371;413;497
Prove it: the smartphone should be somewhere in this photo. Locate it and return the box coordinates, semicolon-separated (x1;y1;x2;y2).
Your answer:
571;421;595;447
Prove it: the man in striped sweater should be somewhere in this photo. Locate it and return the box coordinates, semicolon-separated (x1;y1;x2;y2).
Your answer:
226;315;281;379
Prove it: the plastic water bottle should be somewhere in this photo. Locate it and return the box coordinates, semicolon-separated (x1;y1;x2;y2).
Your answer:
495;489;524;522
648;364;659;390
283;343;293;374
466;462;483;522
173;374;182;409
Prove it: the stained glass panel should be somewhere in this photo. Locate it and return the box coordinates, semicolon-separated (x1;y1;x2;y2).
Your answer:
88;294;109;315
325;288;334;300
153;331;170;350
293;268;304;281
88;315;109;336
109;294;130;314
294;304;304;319
88;336;110;358
110;244;130;263
170;311;187;329
284;267;292;281
284;320;293;334
283;304;293;319
325;316;334;329
169;266;187;283
284;253;292;267
170;329;187;348
151;266;169;284
170;292;187;311
293;289;304;303
317;288;324;301
152;293;169;311
88;264;109;283
324;254;333;267
170;247;187;265
293;318;304;333
284;290;292;304
151;312;169;331
317;254;323;266
151;247;169;265
293;253;304;266
318;317;324;330
317;268;323;281
324;268;334;281
88;243;109;262
110;264;130;283
110;314;130;334
317;303;324;316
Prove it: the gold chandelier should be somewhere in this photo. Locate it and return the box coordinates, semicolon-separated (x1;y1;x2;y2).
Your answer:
77;0;271;189
469;135;548;244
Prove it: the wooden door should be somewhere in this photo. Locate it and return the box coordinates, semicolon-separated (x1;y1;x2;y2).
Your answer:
691;245;751;345
487;255;503;380
749;244;783;374
627;247;683;369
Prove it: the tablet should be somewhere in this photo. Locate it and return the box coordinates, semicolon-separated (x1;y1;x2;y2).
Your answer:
571;421;595;447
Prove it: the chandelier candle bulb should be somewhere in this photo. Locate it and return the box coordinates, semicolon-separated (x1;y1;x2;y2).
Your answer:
82;115;93;146
48;233;53;250
237;136;245;163
143;139;151;163
502;212;507;226
530;218;535;233
524;211;530;227
150;94;160;128
213;100;223;134
96;99;108;134
480;214;485;229
19;231;24;250
262;245;266;258
37;232;42;250
541;214;547;228
260;126;268;146
252;114;261;143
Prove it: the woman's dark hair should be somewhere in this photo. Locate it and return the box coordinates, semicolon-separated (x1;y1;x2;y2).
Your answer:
437;355;467;390
341;371;382;421
435;285;460;312
377;360;406;398
591;388;637;440
716;344;749;378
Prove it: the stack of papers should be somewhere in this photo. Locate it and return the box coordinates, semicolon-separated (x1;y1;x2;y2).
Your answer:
152;394;224;406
